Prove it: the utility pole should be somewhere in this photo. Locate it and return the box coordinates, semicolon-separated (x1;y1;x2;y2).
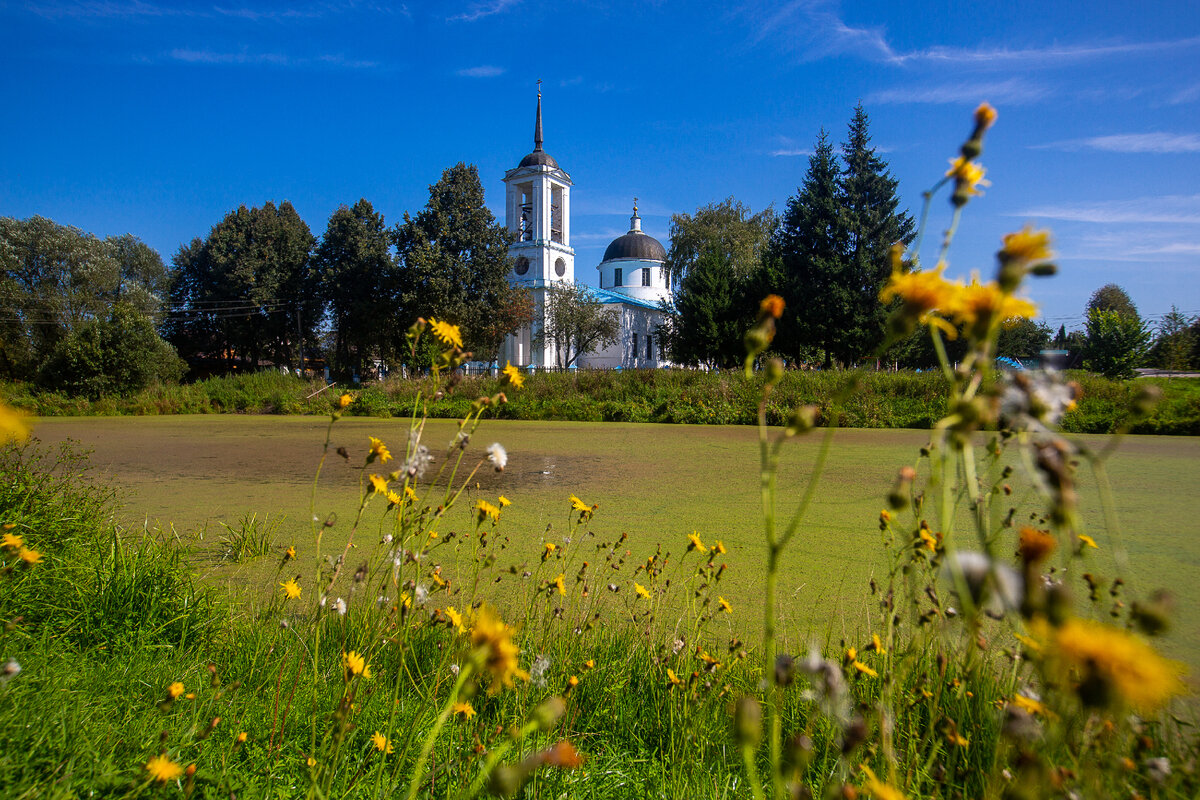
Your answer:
296;303;303;376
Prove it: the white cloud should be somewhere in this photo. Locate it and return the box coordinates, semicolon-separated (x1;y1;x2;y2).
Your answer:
447;0;518;22
1031;133;1200;154
867;78;1051;106
891;36;1200;67
456;65;505;78
1011;194;1200;225
770;148;813;157
747;0;898;62
168;48;378;69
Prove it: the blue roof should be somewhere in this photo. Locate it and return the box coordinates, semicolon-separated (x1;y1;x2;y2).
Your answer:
588;286;664;311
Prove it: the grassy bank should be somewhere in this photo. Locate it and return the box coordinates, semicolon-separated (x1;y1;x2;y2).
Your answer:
5;369;1200;434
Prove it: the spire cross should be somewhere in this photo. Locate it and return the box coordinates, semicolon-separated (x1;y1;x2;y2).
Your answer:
533;80;544;151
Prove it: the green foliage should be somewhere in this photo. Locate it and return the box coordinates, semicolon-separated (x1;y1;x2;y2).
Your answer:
537;281;620;368
995;317;1052;361
391;163;520;362
1084;307;1151;378
664;197;777;286
36;303;184;398
1086;283;1139;319
216;512;281;563
1149;305;1197;370
661;249;754;368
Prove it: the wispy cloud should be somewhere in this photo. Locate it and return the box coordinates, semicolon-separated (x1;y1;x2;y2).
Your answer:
169;48;378;69
212;6;324;21
867;78;1051;106
26;0;197;19
747;0;897;62
456;65;505;78
892;36;1200;67
1032;133;1200;154
447;0;518;22
1011;194;1200;225
1169;83;1200;105
770;148;813;157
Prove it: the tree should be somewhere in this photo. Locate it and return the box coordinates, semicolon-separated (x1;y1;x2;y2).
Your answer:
664;198;775;286
1084;309;1150;378
772;107;914;368
838;102;916;364
996;318;1052;362
1087;284;1139;319
314;200;398;379
38;303;184;398
1148;306;1197;371
392;164;521;362
660;249;752;369
168;202;317;373
536;281;619;369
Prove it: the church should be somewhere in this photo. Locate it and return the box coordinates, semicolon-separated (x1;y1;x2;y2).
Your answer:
498;91;672;370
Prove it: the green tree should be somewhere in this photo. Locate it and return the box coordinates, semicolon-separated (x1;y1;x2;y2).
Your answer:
37;303;184;397
1086;284;1139;319
664;198;776;286
996;318;1052;362
314;199;397;379
660;249;752;369
1084;308;1151;378
392;164;520;362
770;129;846;366
536;281;619;369
838;102;916;364
1148;306;1197;371
168;202;317;373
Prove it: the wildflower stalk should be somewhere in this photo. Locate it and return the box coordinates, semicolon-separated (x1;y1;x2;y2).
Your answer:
450;718;539;800
403;663;473;800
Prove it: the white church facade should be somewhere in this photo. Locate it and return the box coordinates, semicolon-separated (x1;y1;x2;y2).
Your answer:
498;91;671;370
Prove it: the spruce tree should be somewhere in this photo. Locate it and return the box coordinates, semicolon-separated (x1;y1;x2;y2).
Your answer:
839;102;915;364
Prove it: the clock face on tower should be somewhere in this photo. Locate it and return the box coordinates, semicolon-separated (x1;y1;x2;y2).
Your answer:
514;256;529;276
555;258;566;277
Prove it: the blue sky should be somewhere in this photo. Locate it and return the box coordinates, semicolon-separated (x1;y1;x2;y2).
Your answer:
2;0;1198;330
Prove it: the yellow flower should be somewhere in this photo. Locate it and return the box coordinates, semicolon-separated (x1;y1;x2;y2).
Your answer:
686;532;707;554
469;605;530;693
853;660;878;678
17;547;43;564
404;485;420;504
369;474;389;494
368;436;392;464
945;155;990;197
918;524;938;552
880;264;963;321
667;668;683;686
429;318;463;349
384;490;403;506
236;732;248;743
476;500;501;523
338;393;353;409
343;650;370;679
566;675;579;689
718;596;732;614
285;545;296;560
145;753;183;783
584;659;595;670
1001;225;1052;263
370;731;393;753
569;494;590;512
0;402;30;443
445;606;466;633
974;102;998;130
759;294;785;319
167;681;185;699
1012;693;1049;716
280;578;301;600
1052;618;1185;712
497;495;511;507
1;532;22;550
553;573;566;596
947;730;969;748
712;540;727;555
501;361;524;389
950;275;1037;338
452;701;476;718
860;764;907;800
634;582;650;600
306;756;317;768
871;634;886;654
1077;534;1099;550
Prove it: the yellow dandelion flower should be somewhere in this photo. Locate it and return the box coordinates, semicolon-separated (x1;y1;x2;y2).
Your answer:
306;756;317;768
686;532;707;554
634;582;650;599
1012;693;1049;717
712;540;727;555
567;675;579;689
369;474;389;494
167;681;185;699
846;647;857;662
1078;534;1099;550
853;660;878;678
1;532;23;550
974;102;998;130
947;731;969;748
498;495;511;507
667;668;683;686
184;692;195;699
918;525;939;552
280;578;301;600
569;494;590;512
236;732;248;743
476;500;501;523
404;485;419;504
17;547;43;564
429;318;463;349
718;596;732;614
950;274;1037;337
860;765;907;800
368;436;392;463
0;403;30;442
469;605;530;694
1052;618;1185;712
145;753;183;783
343;650;369;679
445;606;466;633
553;573;566;596
338;393;353;409
284;545;296;560
872;634;886;654
945;155;990;197
879;509;891;523
452;701;476;718
370;731;393;753
501;361;524;389
879;264;963;320
384;490;403;506
1001;225;1053;264
584;659;595;670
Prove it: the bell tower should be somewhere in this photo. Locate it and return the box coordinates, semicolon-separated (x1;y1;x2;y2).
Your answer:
501;83;574;368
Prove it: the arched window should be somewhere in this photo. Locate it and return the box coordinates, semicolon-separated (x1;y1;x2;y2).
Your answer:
614;268;623;286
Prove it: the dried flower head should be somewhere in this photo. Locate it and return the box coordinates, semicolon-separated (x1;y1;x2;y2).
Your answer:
486;442;508;471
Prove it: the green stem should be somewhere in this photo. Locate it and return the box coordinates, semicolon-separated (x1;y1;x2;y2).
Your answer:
403;665;472;800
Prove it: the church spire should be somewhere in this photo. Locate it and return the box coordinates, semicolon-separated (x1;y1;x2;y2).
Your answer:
630;198;642;232
533;80;544;152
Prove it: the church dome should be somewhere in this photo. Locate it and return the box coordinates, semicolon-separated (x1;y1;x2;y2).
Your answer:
519;149;559;169
602;206;666;262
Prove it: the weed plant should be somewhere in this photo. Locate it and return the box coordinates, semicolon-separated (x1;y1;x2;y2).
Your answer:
0;107;1197;799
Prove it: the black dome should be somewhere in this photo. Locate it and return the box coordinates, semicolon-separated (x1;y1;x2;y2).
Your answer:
603;231;667;262
518;150;559;169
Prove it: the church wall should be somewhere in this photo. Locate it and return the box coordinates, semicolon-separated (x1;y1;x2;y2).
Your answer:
579;304;669;369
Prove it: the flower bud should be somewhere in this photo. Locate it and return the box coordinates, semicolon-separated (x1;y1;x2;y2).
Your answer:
532;696;566;732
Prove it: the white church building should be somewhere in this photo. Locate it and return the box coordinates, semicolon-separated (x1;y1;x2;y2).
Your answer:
498;91;671;370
